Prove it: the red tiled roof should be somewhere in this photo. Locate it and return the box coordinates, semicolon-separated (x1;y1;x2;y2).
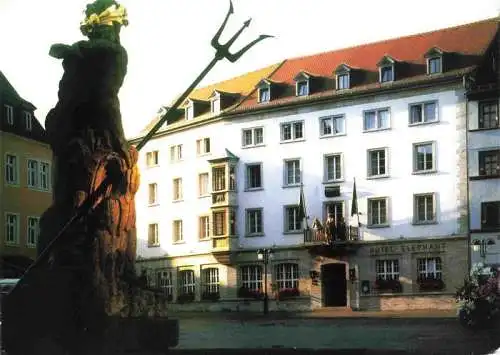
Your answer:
235;18;498;112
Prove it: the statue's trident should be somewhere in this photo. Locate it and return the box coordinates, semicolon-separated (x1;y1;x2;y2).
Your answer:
136;0;272;150
19;1;272;276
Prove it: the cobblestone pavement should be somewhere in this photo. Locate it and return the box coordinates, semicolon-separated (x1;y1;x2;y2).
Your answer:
172;315;500;354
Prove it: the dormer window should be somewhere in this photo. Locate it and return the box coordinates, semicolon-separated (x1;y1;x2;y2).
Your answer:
24;111;32;131
296;80;309;96
380;66;394;82
377;56;396;83
334;64;352;90
425;47;444;75
259;86;270;103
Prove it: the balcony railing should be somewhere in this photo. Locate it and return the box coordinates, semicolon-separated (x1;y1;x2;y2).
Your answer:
304;226;360;244
212;236;229;250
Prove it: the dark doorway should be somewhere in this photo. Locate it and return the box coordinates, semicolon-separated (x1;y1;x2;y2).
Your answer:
321;263;347;307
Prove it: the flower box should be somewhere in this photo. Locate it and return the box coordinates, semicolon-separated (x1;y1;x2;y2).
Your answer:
237;286;264;299
418;278;445;292
201;292;220;302
177;292;195;304
374;279;402;293
277;288;300;301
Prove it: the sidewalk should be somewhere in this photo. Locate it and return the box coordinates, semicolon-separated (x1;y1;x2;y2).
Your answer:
169;308;457;321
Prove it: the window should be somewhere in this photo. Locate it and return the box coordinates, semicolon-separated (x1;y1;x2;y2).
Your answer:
246;209;263;236
196;138;211;155
275;263;299;290
199;216;210;240
179;270;195;295
284;159;301;186
245;164;262;190
5;213;19;244
414;193;436;224
148;223;159;246
24;111;32;131
367;149;387;177
296;81;309;96
417;257;442;280
229;166;236;191
324;154;342;182
240;265;263;291
479;150;500;177
478;101;499;129
413;142;436;173
213;211;226;236
27;217;39;247
284;205;302;232
156;269;173;298
259;87;270;103
337;74;349;90
325;202;344;222
27;159;38;188
376;260;399;280
427;57;442;74
481;201;500;230
173;220;183;242
320;115;345;136
146;151;159;167
185;105;193;120
172;178;183;201
39;162;50;190
281;121;304;142
368;198;388;227
409;102;438;124
364;109;390;131
242;127;264;147
198;173;209;196
211;98;220;114
5;154;18;184
202;268;220;296
169;144;183;162
380;66;394;82
4;104;13;125
212;167;226;192
148;183;157;205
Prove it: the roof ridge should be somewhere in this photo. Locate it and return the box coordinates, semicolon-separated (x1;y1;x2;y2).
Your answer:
284;17;498;63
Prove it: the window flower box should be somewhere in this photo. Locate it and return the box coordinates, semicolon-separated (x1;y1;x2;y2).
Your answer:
374;279;402;293
201;291;220;302
418;278;445;292
177;292;195;304
277;288;300;301
237;286;264;299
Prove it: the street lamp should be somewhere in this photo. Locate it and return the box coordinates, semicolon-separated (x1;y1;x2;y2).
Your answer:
257;247;274;315
472;238;496;260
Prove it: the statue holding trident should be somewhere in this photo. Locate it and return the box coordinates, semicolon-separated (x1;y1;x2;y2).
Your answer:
2;1;271;354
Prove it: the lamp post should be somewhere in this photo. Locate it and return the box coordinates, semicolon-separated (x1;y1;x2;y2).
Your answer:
257;247;274;315
472;238;496;263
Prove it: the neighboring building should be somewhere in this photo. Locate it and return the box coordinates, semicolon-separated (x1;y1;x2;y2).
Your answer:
0;71;52;278
129;18;499;311
466;30;500;266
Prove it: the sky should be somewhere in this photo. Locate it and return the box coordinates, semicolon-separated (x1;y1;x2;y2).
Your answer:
0;0;499;138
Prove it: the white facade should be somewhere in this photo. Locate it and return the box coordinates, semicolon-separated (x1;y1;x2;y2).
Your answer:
135;86;467;259
467;98;500;265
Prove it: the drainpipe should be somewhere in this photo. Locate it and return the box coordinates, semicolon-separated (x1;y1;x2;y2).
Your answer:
463;75;472;273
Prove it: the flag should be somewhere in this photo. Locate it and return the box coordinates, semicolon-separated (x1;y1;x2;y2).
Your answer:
351;178;358;217
298;183;307;221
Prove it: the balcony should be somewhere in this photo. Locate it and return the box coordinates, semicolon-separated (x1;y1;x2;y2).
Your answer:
304;225;361;256
210;236;235;265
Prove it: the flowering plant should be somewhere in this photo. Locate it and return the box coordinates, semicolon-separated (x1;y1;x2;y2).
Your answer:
237;286;264;299
456;263;500;328
374;278;402;293
277;288;300;301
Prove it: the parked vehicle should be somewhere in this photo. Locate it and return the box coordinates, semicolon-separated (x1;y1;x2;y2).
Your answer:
0;278;20;322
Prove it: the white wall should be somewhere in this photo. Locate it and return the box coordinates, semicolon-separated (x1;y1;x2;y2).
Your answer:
135;87;466;259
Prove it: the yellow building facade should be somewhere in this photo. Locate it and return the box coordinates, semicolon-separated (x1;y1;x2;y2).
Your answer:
0;71;52;277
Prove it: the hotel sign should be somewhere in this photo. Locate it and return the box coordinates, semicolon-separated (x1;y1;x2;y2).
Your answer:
369;242;446;256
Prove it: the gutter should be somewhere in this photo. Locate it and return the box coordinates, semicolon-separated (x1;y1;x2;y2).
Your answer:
463;72;474;272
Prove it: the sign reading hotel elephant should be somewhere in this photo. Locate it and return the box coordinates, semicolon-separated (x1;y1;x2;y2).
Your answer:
369;242;447;256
